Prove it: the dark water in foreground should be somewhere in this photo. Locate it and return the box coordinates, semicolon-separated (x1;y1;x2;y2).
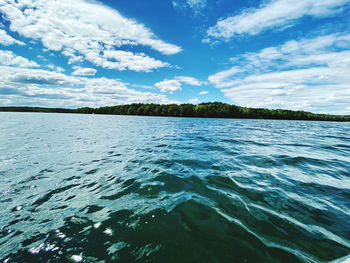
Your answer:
0;113;350;263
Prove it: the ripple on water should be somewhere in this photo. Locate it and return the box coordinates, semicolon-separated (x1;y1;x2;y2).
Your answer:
0;114;350;263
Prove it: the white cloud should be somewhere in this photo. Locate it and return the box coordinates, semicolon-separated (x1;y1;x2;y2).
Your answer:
0;66;80;86
207;0;350;40
199;91;208;95
0;50;39;67
72;66;97;76
63;49;84;65
187;0;206;10
208;67;243;88
103;50;168;72
47;64;65;73
83;77;175;104
155;76;206;93
155;79;182;93
55;66;65;73
175;76;206;86
172;0;206;13
208;33;350;114
0;65;175;108
0;28;24;46
189;98;199;103
0;0;181;72
131;84;156;90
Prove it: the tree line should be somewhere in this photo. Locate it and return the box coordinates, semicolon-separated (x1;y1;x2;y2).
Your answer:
74;102;350;122
1;103;349;121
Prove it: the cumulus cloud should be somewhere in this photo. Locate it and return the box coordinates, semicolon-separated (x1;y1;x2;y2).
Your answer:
0;28;24;46
175;76;207;86
155;76;206;93
72;66;97;76
0;65;176;108
0;0;181;72
47;65;65;73
155;79;182;93
63;50;84;65
207;0;350;40
103;50;168;72
83;77;175;104
0;66;80;86
0;50;39;67
208;67;244;88
189;98;199;103
208;33;350;114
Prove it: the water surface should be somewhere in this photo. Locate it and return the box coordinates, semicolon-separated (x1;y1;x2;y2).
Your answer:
1;113;350;262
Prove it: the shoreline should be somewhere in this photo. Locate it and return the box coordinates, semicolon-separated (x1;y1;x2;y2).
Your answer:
1;103;349;122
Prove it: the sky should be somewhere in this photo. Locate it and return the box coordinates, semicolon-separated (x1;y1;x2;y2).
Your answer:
0;0;350;114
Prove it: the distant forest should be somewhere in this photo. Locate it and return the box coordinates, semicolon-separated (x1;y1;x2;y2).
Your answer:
1;102;349;122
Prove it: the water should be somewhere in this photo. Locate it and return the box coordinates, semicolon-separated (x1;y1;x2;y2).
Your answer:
0;112;350;263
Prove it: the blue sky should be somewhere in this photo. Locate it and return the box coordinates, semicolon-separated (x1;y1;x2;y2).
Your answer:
0;0;350;114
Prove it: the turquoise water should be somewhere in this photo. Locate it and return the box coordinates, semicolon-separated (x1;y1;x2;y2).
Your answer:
0;112;350;263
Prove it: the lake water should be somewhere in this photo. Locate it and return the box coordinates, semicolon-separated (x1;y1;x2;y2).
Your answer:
0;112;350;263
